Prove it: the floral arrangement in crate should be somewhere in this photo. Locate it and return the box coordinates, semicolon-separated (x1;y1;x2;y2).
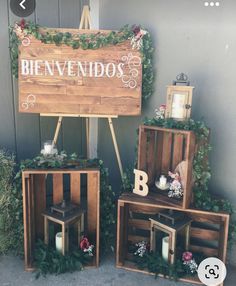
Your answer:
35;236;95;277
132;240;199;279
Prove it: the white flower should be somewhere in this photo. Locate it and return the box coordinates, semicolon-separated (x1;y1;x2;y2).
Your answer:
183;259;198;274
134;241;148;257
83;245;94;256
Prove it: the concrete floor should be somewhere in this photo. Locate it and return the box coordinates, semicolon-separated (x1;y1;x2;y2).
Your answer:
0;255;235;286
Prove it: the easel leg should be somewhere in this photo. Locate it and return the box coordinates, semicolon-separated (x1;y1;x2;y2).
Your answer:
108;117;124;179
53;116;63;146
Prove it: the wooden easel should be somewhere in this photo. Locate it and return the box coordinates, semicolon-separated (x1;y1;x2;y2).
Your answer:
42;6;124;178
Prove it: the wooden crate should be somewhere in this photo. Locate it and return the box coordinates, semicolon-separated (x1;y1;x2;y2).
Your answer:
138;125;196;209
22;169;100;271
116;193;229;285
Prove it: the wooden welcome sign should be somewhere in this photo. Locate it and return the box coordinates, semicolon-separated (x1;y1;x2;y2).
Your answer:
18;28;142;116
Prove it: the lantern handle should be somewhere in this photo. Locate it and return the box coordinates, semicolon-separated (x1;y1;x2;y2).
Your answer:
173;73;190;86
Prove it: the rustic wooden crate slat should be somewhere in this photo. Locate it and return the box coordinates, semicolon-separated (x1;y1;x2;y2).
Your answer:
138;125;196;209
190;227;220;241
161;132;172;174
116;193;229;285
128;235;150;243
190;245;218;257
53;174;64;204
22;169;100;271
128;218;150;231
172;133;184;170
34;174;46;239
146;131;156;185
116;202;129;266
70;173;81;204
155;131;164;176
87;172;100;267
137;126;147;171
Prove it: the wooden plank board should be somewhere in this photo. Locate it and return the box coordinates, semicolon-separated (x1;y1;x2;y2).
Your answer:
172;133;184;170
53;174;64;204
155;131;164;177
183;132;196;208
137;126;147;171
70;173;81;204
128;219;150;230
190;245;218;256
161;132;173;174
18;28;142;116
87;172;98;233
128;235;150;244
146;131;156;185
34;174;46;239
190;227;219;241
87;172;100;267
117;201;129;266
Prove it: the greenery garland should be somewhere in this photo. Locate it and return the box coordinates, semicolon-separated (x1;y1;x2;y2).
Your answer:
9;20;154;102
34;240;93;278
0;151;116;257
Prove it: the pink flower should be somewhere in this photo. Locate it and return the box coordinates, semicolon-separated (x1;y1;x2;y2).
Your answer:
20;19;26;30
160;104;166;110
80;237;90;250
182;251;193;262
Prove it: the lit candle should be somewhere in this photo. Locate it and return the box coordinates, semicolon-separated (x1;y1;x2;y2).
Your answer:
171;93;185;119
159;175;167;188
56;232;62;253
162;236;169;261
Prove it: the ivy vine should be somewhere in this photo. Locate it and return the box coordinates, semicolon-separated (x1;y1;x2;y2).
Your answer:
9;21;154;102
34;240;93;278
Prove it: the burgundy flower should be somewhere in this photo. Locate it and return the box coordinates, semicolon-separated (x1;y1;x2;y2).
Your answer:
132;25;141;36
182;251;193;262
20;19;26;30
80;237;90;250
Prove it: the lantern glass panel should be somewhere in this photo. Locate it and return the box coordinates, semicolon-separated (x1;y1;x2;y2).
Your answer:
171;93;186;119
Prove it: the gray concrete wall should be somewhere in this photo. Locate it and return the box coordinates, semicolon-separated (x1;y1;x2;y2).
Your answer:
98;0;236;206
0;0;88;160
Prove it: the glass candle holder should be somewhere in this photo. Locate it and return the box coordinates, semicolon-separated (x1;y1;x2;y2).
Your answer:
43;140;54;154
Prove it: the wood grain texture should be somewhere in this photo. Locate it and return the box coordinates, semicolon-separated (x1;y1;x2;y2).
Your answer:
70;173;81;204
53;174;64;204
137;126;147;171
22;169;100;270
116;194;230;285
137;125;196;209
18;29;142;116
34;174;46;239
161;132;173;174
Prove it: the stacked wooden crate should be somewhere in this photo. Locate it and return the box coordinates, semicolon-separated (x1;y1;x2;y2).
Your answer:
22;169;100;271
116;125;229;285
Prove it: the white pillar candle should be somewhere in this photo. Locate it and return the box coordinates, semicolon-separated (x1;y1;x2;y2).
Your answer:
159;175;167;188
171;93;185;119
162;236;169;261
56;232;63;253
